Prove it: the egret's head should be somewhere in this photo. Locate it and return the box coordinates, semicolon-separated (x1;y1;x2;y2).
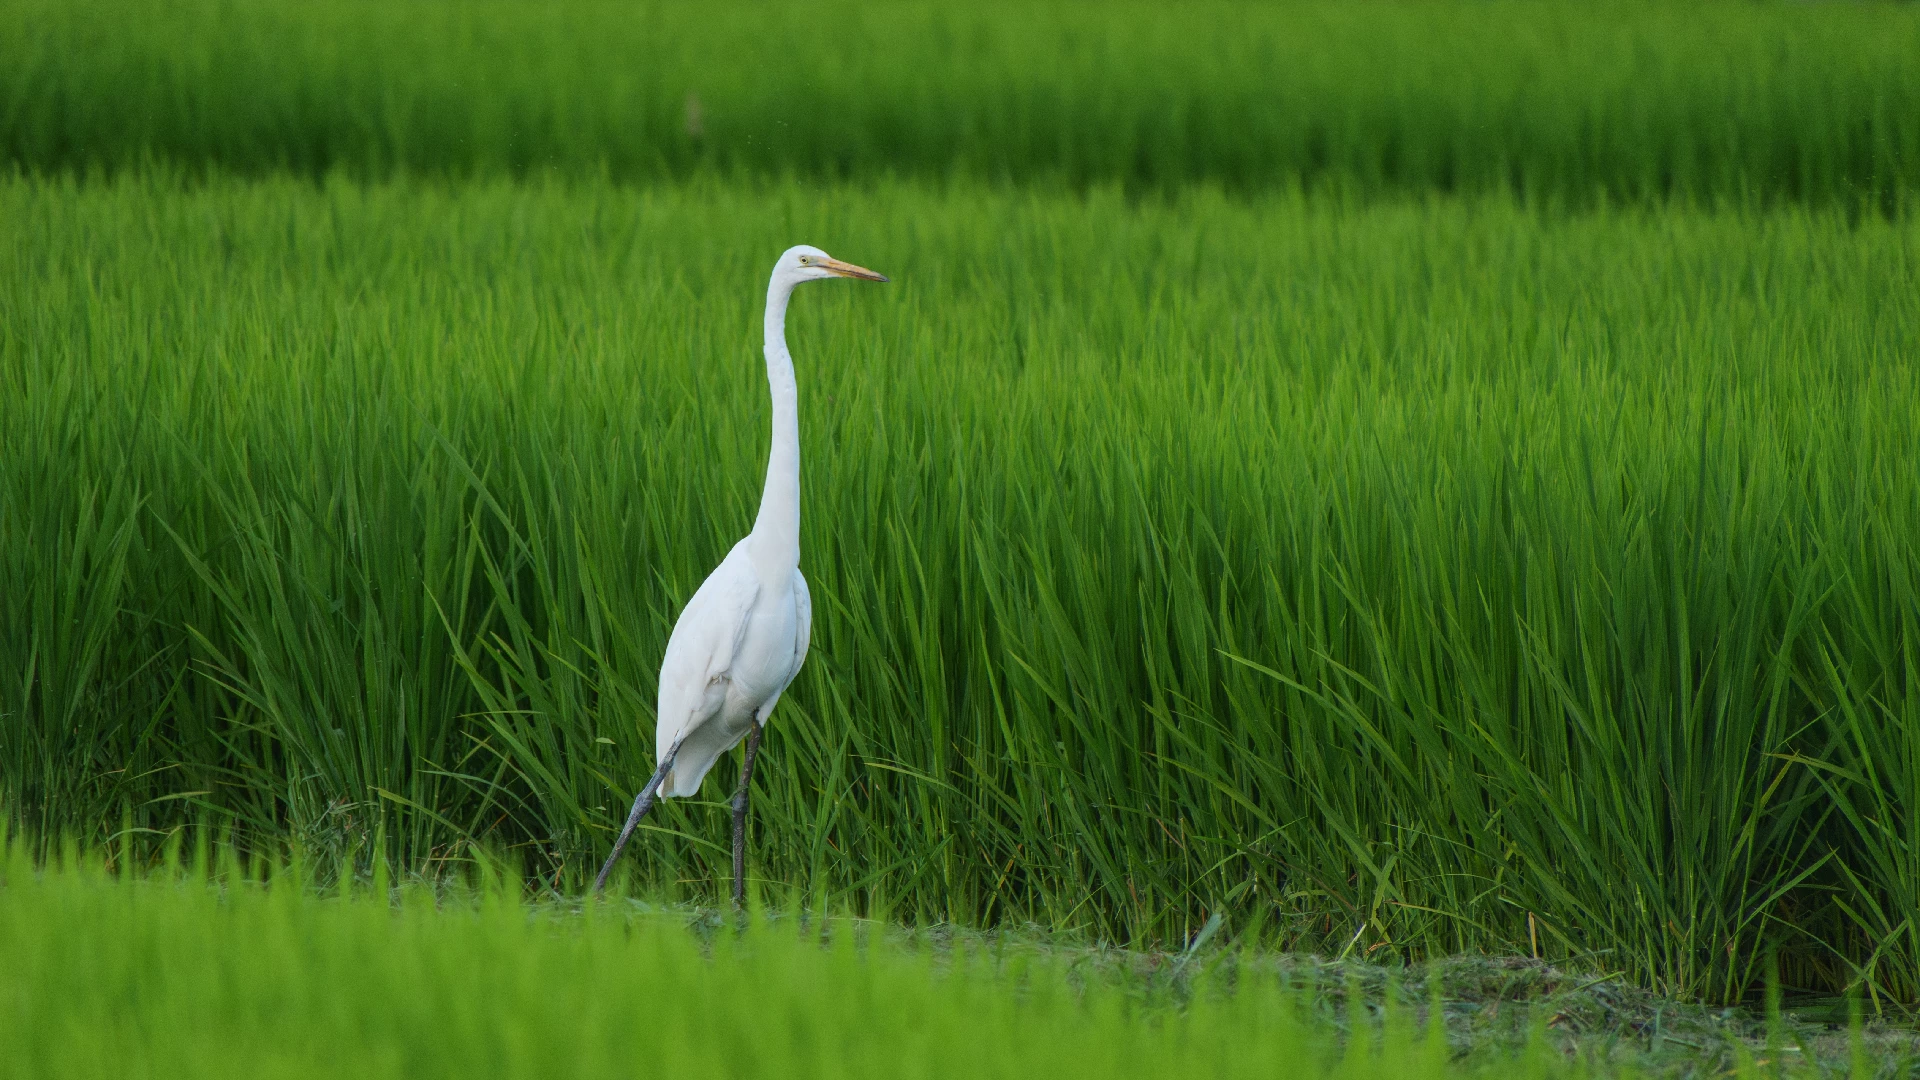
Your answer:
775;244;889;287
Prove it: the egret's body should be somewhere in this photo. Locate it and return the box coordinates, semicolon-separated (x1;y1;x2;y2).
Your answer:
651;545;810;799
593;245;886;901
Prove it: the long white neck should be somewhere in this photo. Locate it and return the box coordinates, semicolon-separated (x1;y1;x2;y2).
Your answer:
747;273;801;579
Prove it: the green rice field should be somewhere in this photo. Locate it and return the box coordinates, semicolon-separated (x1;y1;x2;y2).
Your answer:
4;0;1920;1056
0;838;1463;1080
3;0;1917;206
7;170;1917;1006
6;837;1906;1079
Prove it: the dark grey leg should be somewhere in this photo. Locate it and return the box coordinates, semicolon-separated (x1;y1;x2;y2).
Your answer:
592;748;679;894
731;722;766;909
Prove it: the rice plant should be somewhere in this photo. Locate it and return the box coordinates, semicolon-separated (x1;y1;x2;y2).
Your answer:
0;833;1486;1080
1;0;1916;207
3;172;1915;1003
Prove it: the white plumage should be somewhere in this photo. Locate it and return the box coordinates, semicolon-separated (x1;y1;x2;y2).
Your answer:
653;548;812;798
593;244;887;900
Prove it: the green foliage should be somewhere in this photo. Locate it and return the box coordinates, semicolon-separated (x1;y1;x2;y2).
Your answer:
1;0;1917;206
0;836;1489;1080
2;837;1904;1078
3;173;1916;1006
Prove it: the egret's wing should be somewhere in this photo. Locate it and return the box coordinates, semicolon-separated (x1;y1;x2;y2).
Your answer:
789;567;812;683
654;548;759;762
747;567;813;726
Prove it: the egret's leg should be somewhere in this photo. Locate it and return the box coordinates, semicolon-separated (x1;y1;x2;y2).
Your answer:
592;748;679;894
730;722;766;909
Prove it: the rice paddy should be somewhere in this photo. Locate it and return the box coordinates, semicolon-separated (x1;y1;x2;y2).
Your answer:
3;0;1917;206
5;169;1916;1006
3;2;1920;1069
7;836;1911;1079
0;837;1469;1080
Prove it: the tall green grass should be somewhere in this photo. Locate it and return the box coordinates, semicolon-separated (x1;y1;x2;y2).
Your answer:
3;0;1917;207
2;172;1917;1005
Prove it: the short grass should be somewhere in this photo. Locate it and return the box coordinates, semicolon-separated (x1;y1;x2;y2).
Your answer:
2;0;1917;206
0;839;1452;1080
2;838;1906;1080
3;172;1916;1006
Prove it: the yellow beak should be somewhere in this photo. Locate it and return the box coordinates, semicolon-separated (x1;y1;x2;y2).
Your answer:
820;258;889;282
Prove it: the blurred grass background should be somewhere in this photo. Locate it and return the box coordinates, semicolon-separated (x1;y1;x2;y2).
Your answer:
1;836;1478;1080
14;833;1915;1078
1;0;1916;207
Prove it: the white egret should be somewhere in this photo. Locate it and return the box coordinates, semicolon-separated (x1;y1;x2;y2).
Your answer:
593;245;888;904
